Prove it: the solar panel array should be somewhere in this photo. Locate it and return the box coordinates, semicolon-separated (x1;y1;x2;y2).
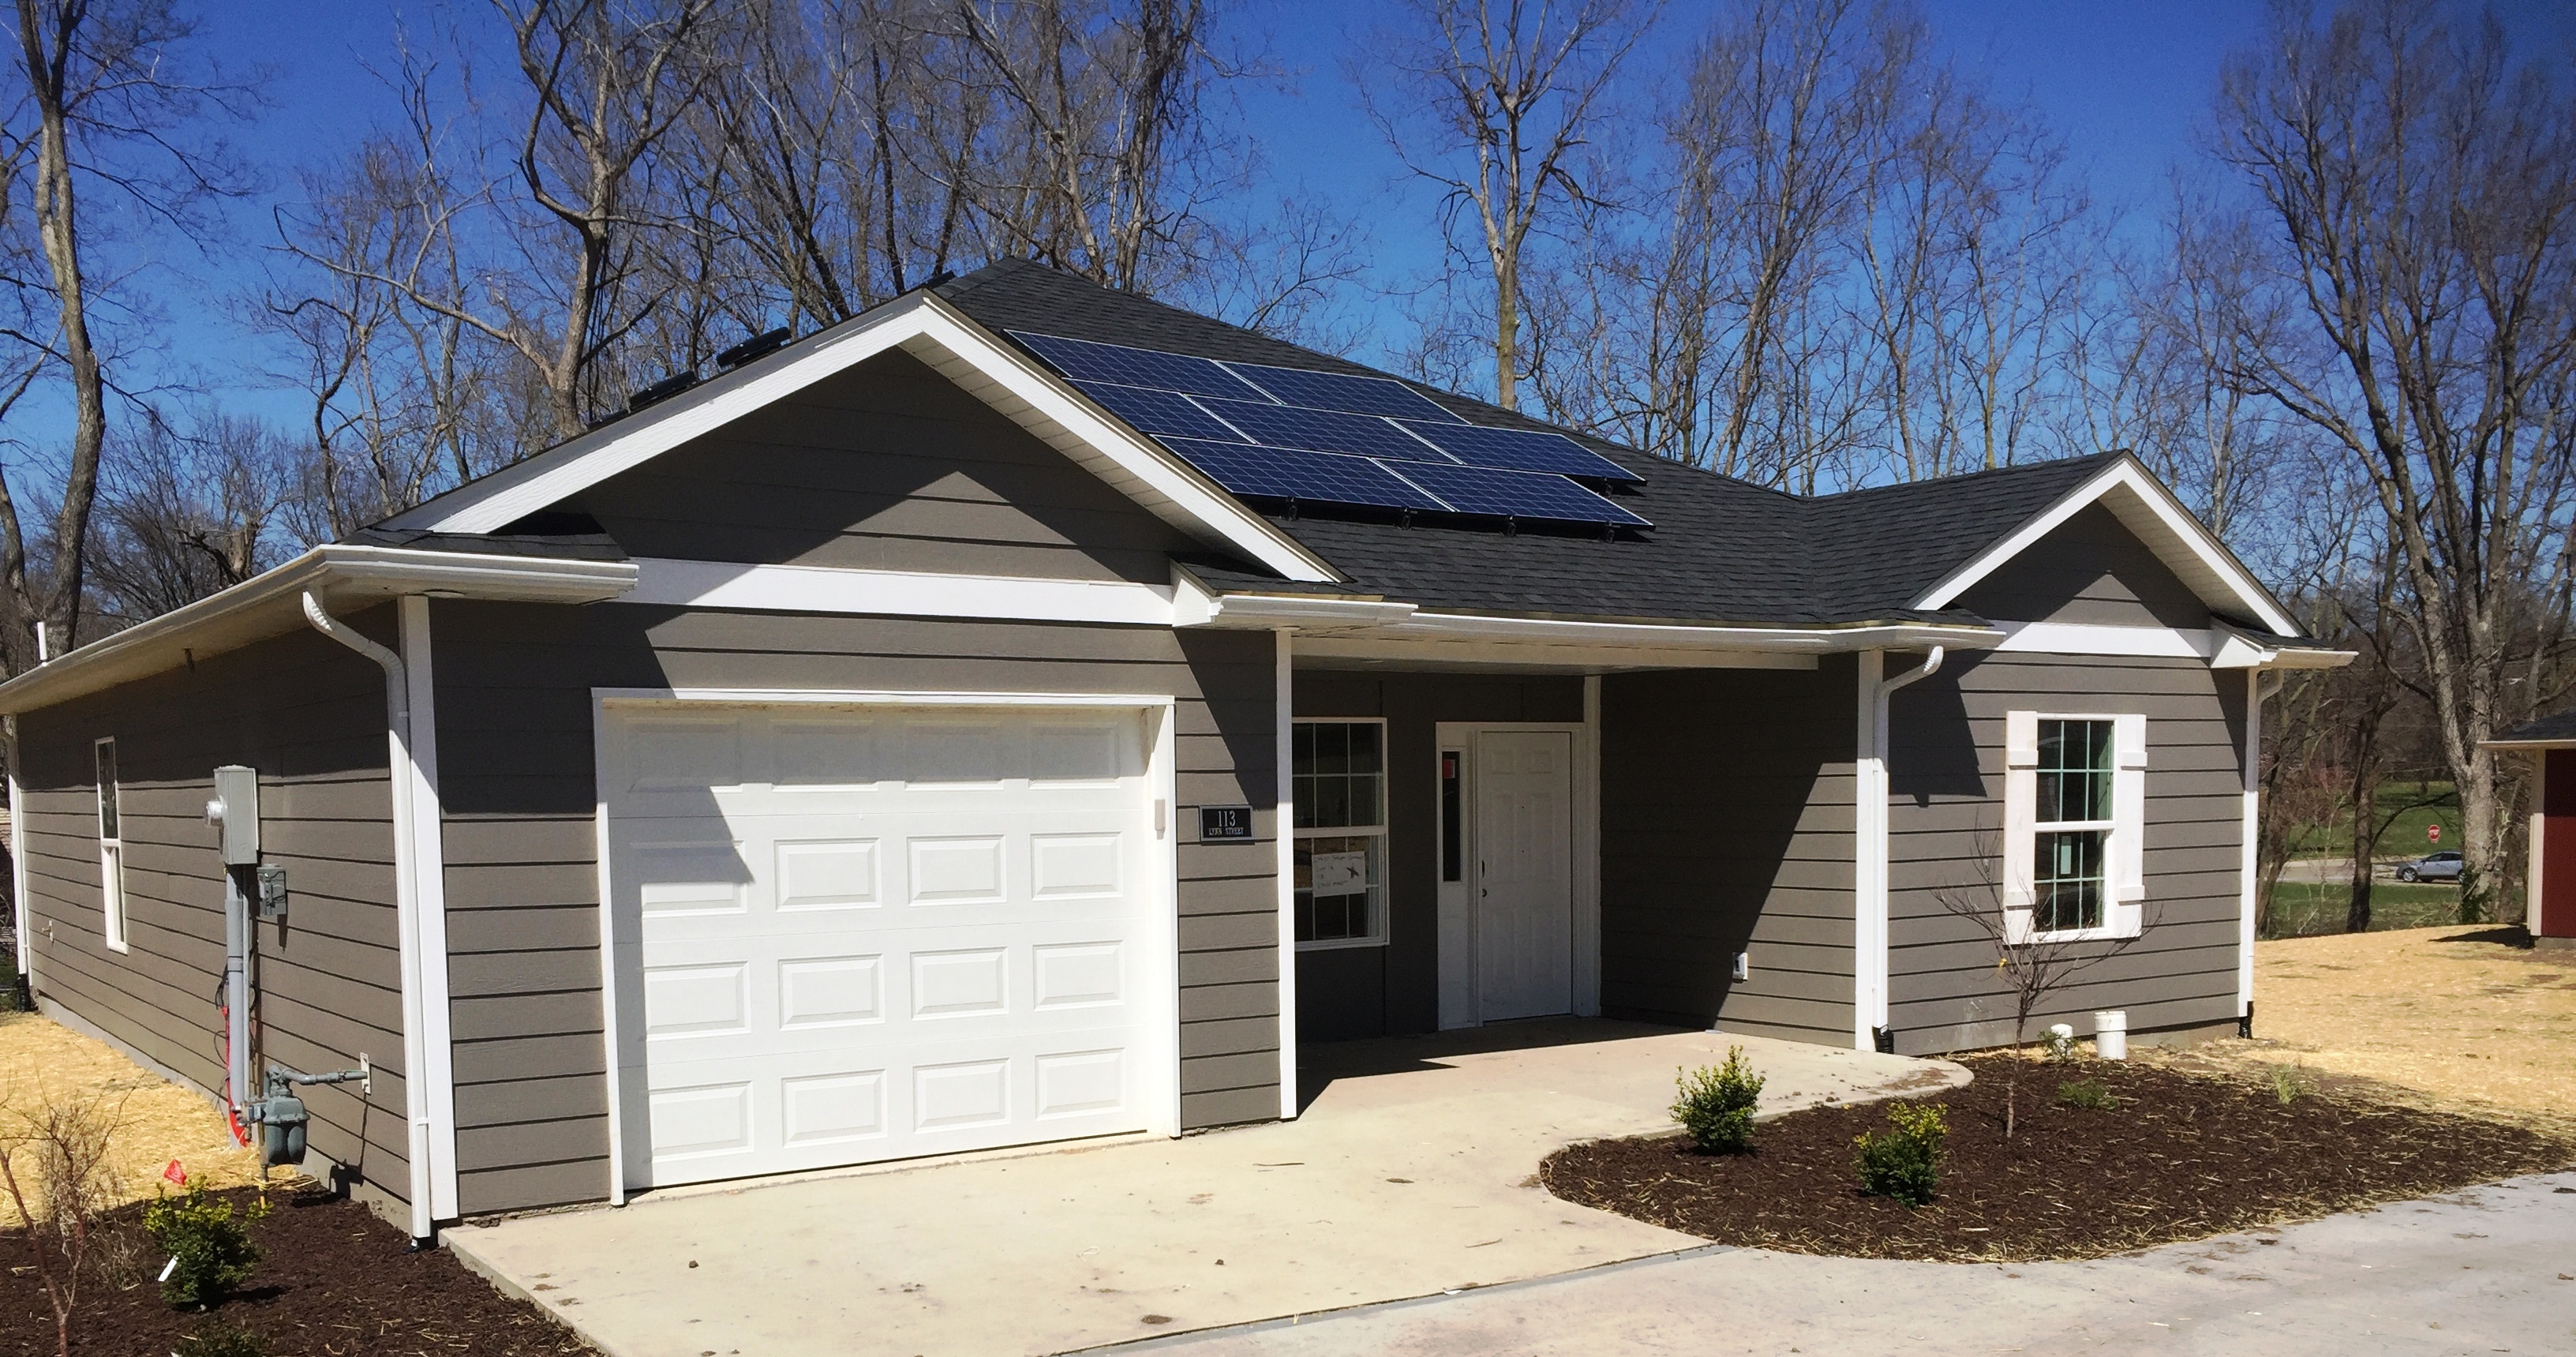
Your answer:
1012;331;1649;528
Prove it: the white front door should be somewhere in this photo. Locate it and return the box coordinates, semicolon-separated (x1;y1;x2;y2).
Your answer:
1473;729;1574;1020
605;702;1164;1189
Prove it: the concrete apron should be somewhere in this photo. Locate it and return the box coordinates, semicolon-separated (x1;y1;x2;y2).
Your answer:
444;1021;1966;1357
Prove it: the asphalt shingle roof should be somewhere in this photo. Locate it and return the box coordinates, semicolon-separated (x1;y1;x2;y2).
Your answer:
2494;708;2576;744
938;259;2126;628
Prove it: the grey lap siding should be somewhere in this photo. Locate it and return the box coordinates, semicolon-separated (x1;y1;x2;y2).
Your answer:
1598;661;1858;1044
564;350;1201;584
1288;671;1586;1042
15;615;410;1209
430;601;1281;1214
1956;503;2214;630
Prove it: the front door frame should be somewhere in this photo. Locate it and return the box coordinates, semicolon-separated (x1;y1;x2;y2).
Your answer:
1433;716;1600;1029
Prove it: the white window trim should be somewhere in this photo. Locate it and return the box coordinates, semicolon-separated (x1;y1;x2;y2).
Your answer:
1292;717;1391;951
2002;711;2146;944
95;737;128;954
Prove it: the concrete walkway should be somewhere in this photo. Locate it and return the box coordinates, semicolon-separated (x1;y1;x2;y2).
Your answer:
444;1020;1960;1357
1117;1171;2576;1356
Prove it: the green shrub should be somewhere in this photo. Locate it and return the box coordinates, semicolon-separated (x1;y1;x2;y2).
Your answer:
144;1187;271;1308
1855;1102;1947;1207
176;1318;265;1357
2056;1078;2116;1110
2270;1064;2311;1104
1672;1046;1766;1153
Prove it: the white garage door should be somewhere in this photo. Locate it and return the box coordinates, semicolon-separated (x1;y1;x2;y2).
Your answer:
604;701;1169;1189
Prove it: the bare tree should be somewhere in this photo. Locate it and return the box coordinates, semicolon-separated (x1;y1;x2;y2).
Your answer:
1365;0;1650;411
88;410;295;620
2206;0;2576;920
0;1092;125;1357
0;0;251;668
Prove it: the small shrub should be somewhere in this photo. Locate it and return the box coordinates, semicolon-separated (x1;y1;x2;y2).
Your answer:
2056;1077;2116;1110
176;1318;265;1357
2270;1064;2311;1104
1855;1102;1947;1207
144;1186;271;1308
1672;1046;1766;1153
2041;1024;2077;1063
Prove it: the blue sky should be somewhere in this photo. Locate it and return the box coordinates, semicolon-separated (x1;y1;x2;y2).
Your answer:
39;0;2576;438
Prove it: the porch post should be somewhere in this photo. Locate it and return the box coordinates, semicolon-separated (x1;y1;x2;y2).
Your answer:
1275;627;1298;1119
1853;650;1886;1051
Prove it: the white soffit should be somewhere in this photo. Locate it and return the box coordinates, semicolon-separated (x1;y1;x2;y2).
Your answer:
1914;458;2301;637
383;294;1336;584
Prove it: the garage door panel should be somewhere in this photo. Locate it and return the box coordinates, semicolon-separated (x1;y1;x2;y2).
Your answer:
611;702;1166;1190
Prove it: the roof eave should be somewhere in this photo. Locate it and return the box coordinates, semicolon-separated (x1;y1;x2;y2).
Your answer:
0;545;638;716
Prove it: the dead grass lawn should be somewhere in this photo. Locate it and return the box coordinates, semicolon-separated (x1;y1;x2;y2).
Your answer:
2181;926;2576;1130
0;1011;263;1224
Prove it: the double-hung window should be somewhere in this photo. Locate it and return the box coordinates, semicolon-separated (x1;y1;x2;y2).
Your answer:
1293;720;1387;948
2003;711;2146;942
96;737;128;952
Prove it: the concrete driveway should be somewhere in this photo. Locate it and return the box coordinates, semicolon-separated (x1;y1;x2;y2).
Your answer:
444;1019;1960;1357
1118;1171;2576;1356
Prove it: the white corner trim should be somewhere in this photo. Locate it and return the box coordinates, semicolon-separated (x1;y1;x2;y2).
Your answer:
2238;669;2261;1018
1274;629;1298;1121
1853;650;1886;1051
388;295;1335;584
5;716;25;987
399;598;460;1222
618;559;1179;624
1577;676;1602;1018
589;702;625;1207
1915;458;2301;637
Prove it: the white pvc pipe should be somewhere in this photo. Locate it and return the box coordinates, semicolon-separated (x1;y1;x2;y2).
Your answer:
2093;1009;2129;1060
303;592;436;1244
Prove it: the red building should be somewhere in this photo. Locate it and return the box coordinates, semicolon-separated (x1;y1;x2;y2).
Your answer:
2485;711;2576;949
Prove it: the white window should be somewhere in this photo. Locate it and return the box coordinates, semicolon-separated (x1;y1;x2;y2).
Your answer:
96;737;128;953
2002;711;2145;942
1293;719;1387;949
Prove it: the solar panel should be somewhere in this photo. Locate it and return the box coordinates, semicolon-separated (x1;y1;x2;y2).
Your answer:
1398;422;1642;482
1221;362;1464;422
1198;398;1447;459
1388;461;1651;526
1075;381;1245;442
1013;332;1267;401
1161;439;1447;512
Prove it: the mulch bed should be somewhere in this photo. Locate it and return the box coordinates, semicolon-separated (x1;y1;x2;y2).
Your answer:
1542;1053;2576;1261
1;1186;593;1355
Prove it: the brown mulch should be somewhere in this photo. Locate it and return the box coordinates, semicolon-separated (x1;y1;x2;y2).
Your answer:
0;1186;594;1355
1541;1053;2576;1262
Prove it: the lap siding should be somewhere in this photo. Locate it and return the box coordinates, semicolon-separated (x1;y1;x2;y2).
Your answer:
14;614;410;1205
1885;650;2248;1055
432;601;1282;1215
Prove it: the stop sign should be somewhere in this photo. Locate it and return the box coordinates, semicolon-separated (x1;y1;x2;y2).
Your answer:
2428;823;2440;844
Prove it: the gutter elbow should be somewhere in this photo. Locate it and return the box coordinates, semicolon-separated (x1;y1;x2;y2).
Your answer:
1881;644;1945;695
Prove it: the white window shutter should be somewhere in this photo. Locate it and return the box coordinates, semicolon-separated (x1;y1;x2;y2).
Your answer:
2111;712;2147;936
2001;710;2037;941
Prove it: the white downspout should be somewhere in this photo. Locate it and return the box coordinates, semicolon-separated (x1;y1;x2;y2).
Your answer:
1858;647;1944;1051
303;592;436;1244
6;714;26;992
2241;669;2285;1033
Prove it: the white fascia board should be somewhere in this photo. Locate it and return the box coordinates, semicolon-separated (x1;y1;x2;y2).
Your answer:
388;294;1335;584
619;558;1178;625
2204;620;2357;671
1381;613;1998;653
1995;620;2215;658
0;546;638;715
1291;635;1818;671
1914;458;2302;638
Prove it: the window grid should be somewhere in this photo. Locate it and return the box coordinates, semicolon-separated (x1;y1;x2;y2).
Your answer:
2031;718;2114;934
1293;721;1388;947
95;737;127;952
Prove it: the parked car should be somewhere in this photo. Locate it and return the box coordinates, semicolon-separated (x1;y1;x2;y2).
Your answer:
2395;850;2463;883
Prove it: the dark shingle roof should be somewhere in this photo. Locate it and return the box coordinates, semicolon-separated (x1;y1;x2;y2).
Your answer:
2493;708;2576;745
343;527;631;562
937;260;2130;628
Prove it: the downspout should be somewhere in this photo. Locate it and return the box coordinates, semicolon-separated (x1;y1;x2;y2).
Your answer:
2241;669;2286;1036
303;592;436;1245
1859;647;1944;1053
6;715;27;999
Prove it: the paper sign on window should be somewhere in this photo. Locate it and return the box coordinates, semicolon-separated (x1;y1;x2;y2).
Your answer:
1309;851;1367;897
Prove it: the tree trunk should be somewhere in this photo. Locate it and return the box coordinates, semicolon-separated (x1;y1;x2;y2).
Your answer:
2346;773;2375;935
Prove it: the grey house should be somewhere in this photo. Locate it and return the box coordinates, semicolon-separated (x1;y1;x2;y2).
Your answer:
0;261;2345;1238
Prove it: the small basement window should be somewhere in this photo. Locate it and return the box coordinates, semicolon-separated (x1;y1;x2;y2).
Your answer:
96;737;128;953
1294;720;1387;949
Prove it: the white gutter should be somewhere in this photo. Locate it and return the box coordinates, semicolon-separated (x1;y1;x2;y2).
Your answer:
301;592;436;1245
1182;581;2005;654
0;545;636;716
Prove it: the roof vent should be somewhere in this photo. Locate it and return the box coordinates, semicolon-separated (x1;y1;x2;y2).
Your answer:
627;370;700;414
716;326;791;370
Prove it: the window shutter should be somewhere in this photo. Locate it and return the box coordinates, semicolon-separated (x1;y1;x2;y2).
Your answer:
2111;712;2148;936
2001;710;2037;942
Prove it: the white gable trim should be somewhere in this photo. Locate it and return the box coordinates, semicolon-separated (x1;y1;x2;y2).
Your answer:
384;294;1338;583
1913;457;2301;637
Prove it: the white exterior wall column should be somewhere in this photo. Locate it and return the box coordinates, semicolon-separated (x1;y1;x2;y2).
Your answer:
1852;650;1887;1050
397;597;460;1220
2238;669;2263;1022
1274;628;1297;1119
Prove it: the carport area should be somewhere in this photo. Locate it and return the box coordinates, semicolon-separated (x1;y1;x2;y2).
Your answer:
444;1021;1961;1357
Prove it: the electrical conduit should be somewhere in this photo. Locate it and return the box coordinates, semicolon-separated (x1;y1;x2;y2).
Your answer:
302;591;436;1244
